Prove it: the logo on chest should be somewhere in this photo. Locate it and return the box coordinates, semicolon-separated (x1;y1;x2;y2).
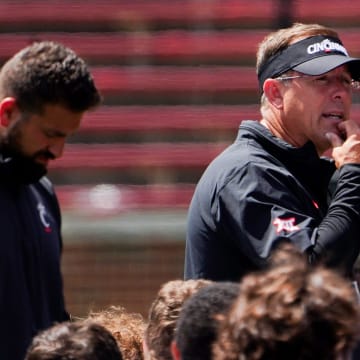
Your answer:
273;217;300;234
37;203;52;233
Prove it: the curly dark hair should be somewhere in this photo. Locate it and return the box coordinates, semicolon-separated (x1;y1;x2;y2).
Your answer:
144;279;213;360
0;41;101;114
25;320;122;360
86;306;146;360
213;243;360;360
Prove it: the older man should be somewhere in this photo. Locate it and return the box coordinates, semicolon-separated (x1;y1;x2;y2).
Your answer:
185;23;360;282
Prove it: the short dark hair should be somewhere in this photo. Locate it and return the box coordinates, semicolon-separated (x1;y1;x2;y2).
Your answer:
25;320;123;360
0;41;101;114
174;282;240;360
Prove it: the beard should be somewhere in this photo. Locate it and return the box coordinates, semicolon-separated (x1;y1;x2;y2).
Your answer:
0;122;53;184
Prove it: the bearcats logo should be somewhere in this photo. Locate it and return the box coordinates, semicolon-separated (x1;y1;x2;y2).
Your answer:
273;217;299;234
37;203;52;233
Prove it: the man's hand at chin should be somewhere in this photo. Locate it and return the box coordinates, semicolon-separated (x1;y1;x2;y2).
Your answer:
326;120;360;168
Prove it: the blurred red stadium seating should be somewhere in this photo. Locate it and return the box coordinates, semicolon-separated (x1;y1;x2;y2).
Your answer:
79;105;259;133
0;29;359;64
51;142;228;170
0;1;276;28
1;0;360;30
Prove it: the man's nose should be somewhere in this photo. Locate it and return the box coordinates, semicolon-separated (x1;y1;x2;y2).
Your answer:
48;138;66;158
332;77;351;100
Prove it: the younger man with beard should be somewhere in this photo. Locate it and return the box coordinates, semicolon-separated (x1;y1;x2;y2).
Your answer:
0;41;101;360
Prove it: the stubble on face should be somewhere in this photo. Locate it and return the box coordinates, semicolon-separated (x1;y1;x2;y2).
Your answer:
0;116;53;172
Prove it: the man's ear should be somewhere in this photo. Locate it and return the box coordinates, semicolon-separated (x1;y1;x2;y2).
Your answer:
263;78;284;109
171;340;181;360
0;97;17;127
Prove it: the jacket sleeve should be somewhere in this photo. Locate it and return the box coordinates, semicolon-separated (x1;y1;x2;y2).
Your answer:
216;162;360;275
311;164;360;273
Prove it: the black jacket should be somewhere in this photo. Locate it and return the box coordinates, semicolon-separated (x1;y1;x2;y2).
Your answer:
185;120;360;281
0;154;69;360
